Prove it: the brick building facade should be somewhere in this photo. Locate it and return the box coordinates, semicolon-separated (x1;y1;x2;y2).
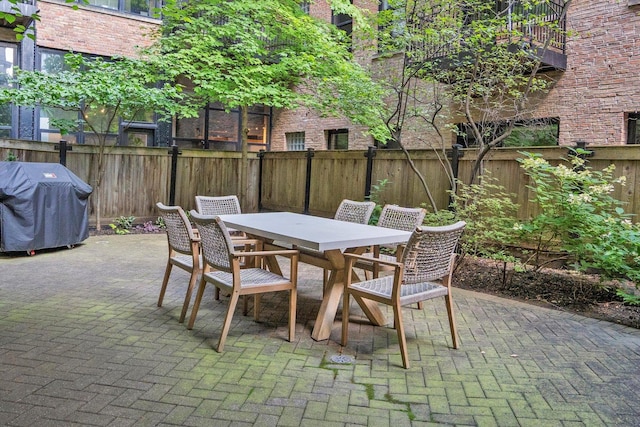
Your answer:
36;1;159;58
274;0;640;149
1;0;638;149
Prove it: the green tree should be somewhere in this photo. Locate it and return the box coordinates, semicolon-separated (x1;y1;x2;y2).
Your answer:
375;0;572;192
147;0;388;208
0;53;185;228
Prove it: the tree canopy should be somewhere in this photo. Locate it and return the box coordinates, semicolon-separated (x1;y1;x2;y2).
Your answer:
375;0;572;187
146;0;388;140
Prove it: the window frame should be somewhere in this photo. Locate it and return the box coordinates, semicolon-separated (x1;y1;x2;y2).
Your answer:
327;128;349;150
83;0;163;18
286;131;306;151
0;42;18;139
627;113;640;145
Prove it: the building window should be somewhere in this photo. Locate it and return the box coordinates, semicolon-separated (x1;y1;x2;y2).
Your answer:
0;43;17;138
300;1;310;14
456;118;559;148
37;48;156;146
627;113;640;144
327;129;348;149
85;0;162;17
174;97;271;151
286;132;305;151
332;1;353;43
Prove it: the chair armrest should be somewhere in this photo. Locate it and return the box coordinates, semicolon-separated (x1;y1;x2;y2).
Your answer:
231;238;262;246
344;252;402;269
232;249;299;259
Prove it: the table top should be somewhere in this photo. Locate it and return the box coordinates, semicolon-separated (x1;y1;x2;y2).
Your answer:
219;212;412;252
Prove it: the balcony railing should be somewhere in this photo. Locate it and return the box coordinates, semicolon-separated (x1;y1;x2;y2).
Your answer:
0;0;39;29
406;0;567;72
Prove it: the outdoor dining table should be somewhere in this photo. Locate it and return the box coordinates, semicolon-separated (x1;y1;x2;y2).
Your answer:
219;212;412;341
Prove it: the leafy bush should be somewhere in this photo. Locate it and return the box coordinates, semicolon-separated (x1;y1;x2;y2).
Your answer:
515;151;640;287
424;174;521;266
109;215;135;235
368;178;390;225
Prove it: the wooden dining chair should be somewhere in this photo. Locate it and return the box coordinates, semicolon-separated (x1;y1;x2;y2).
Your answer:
195;194;247;301
195;194;242;217
341;221;466;369
314;198;376;289
187;211;299;352
354;204;426;279
334;199;376;224
156;202;201;324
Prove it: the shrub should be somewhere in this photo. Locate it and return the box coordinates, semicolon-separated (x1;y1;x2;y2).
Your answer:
515;150;640;287
109;215;135;235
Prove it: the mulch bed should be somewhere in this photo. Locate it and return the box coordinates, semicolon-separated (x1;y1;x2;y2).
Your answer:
453;256;640;329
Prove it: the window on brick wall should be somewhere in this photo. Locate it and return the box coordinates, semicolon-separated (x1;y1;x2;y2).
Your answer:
332;1;353;47
37;48;157;146
85;0;162;18
286;132;305;151
300;1;310;14
456;118;559;148
327;129;348;149
627;113;640;144
0;43;17;138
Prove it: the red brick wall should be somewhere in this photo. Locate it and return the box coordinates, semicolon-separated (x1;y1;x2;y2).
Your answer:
271;0;379;151
36;1;159;58
541;0;640;145
276;0;640;148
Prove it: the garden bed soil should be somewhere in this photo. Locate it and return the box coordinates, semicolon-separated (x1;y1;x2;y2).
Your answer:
453;257;640;329
92;228;640;330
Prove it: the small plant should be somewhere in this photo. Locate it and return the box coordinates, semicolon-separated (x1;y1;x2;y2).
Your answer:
368;178;391;225
136;221;160;233
155;216;166;229
109;215;135;235
4;151;17;161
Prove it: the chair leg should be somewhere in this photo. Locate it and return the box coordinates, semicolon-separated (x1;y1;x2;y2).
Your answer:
393;303;410;369
217;291;241;352
158;261;173;307
341;290;351;346
179;270;199;323
416;301;423;310
187;277;208;330
215;287;220;301
288;288;297;342
444;294;459;349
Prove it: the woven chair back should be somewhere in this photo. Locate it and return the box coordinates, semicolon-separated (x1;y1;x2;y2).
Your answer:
195;195;241;216
334;199;376;224
378;205;426;231
190;212;235;272
156;202;195;256
401;221;466;284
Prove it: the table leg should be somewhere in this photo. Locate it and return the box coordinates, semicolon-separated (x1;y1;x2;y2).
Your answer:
311;248;386;341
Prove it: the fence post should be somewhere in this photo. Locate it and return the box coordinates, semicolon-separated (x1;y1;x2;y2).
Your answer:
304;148;315;215
168;143;182;206
54;140;72;166
364;146;377;201
447;144;464;208
570;140;594;172
257;149;265;211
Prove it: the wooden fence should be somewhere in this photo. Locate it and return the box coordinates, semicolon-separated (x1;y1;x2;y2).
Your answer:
2;139;639;226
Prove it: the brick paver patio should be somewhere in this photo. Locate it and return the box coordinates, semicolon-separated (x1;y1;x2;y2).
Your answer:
1;234;639;426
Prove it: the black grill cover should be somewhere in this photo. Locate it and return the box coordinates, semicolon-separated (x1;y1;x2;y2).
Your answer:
0;162;93;252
